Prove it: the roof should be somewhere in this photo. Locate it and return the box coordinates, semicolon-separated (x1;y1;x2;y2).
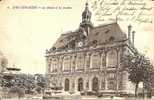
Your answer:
52;31;78;49
51;22;127;50
88;22;126;45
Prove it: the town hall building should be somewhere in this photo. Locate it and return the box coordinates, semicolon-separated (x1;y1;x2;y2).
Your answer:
45;2;137;95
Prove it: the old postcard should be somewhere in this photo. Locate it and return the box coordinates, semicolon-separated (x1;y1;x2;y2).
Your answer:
0;0;154;100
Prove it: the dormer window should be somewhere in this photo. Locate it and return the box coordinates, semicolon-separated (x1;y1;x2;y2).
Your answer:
95;32;99;36
105;29;110;34
109;36;115;41
60;39;63;42
92;40;97;44
52;47;56;51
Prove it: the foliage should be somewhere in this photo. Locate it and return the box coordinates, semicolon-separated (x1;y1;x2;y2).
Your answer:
8;86;25;98
123;53;154;97
34;74;47;88
0;73;48;94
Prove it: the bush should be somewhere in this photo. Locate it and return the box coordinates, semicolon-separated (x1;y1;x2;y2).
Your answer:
8;87;25;98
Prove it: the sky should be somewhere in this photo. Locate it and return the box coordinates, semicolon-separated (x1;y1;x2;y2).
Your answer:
0;0;154;74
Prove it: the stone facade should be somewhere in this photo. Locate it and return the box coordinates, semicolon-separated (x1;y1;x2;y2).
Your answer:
45;2;137;95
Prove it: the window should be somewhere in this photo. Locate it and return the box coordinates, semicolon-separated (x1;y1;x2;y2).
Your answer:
92;40;97;44
95;32;99;36
52;47;56;50
108;81;115;90
107;73;116;90
76;54;84;70
60;39;63;42
50;58;58;72
109;36;115;41
105;29;110;34
91;52;100;69
63;56;71;71
106;50;117;67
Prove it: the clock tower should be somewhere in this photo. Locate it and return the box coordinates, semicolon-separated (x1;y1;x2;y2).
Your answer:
80;2;93;37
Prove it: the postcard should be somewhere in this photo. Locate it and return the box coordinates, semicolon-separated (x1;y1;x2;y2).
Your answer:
0;0;154;99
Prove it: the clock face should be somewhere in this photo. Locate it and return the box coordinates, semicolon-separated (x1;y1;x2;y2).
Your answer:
78;41;83;47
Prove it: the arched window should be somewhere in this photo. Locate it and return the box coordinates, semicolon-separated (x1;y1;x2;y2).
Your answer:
91;52;100;69
78;78;84;91
63;56;71;71
76;54;84;70
106;50;117;67
64;78;69;91
92;77;99;92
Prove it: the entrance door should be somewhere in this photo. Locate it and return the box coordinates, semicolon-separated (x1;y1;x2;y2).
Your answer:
92;77;99;92
78;78;83;91
64;78;69;91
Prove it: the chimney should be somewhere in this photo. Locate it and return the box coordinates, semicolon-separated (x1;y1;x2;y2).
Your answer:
132;31;135;46
128;24;132;43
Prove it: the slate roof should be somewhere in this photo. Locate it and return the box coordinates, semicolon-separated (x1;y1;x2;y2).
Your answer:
88;22;126;45
52;22;127;50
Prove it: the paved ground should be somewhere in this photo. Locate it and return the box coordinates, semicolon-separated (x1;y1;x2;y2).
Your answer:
82;96;153;100
2;96;154;100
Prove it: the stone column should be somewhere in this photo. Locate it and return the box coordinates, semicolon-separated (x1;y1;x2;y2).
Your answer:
89;53;92;69
74;77;78;92
68;55;71;72
70;77;74;92
60;56;64;72
84;77;87;91
100;51;106;70
45;57;50;74
62;78;65;91
99;77;102;90
61;56;64;72
89;77;92;91
83;53;86;72
85;77;89;91
117;48;121;69
105;72;108;90
104;50;108;90
57;56;60;73
71;55;76;72
116;48;120;93
72;79;75;92
74;54;77;71
50;58;53;73
70;55;72;73
98;52;101;70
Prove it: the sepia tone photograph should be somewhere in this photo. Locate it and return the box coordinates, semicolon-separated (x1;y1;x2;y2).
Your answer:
0;0;154;100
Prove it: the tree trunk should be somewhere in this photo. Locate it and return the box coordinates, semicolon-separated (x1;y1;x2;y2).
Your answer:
135;83;138;97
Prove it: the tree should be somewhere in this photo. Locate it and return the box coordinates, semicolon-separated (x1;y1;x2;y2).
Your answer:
123;54;154;97
142;60;154;98
34;74;47;93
